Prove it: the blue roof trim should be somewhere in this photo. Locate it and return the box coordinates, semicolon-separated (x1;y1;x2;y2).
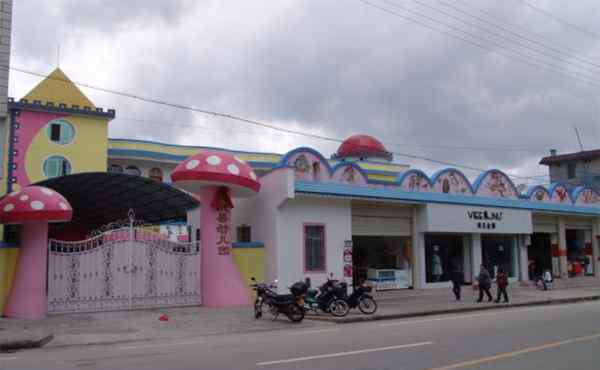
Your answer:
294;181;600;216
430;167;475;194
396;169;434;187
472;169;519;197
232;241;264;248
108;138;282;157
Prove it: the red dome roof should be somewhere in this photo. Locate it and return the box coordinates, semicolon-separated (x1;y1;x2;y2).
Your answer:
334;135;392;160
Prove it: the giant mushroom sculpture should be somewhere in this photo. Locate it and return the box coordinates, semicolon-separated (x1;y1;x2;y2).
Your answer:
171;150;260;307
0;186;73;319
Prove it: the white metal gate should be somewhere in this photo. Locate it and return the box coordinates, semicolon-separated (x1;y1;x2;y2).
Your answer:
48;219;201;314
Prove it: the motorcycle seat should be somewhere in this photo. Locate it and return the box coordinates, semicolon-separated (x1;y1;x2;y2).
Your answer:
273;294;296;303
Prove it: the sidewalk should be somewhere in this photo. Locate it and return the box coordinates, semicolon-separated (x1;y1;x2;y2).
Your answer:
1;281;599;351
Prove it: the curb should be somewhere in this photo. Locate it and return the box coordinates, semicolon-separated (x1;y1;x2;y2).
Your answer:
0;334;54;353
307;295;600;324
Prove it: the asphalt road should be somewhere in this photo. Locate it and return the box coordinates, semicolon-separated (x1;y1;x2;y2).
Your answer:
1;301;599;370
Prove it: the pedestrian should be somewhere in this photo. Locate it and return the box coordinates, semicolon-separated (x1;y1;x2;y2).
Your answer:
476;265;492;303
542;269;553;290
494;267;509;303
451;267;463;301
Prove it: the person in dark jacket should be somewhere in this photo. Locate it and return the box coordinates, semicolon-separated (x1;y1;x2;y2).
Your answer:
494;267;509;303
477;265;493;302
450;268;463;301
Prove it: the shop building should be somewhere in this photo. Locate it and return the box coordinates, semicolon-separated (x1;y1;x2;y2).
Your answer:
1;68;600;317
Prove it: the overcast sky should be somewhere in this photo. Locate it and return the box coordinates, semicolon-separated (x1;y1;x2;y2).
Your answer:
8;0;600;185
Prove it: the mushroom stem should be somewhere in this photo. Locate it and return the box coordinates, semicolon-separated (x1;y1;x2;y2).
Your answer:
3;221;49;319
199;187;251;307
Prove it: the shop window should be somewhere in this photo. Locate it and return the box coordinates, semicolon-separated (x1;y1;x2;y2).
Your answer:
237;224;251;243
352;236;412;288
304;224;325;272
46;119;75;145
482;235;517;278
149;167;163;182
43;156;72;178
125;166;141;176
108;164;123;173
425;234;464;283
567;163;576;179
566;229;589;277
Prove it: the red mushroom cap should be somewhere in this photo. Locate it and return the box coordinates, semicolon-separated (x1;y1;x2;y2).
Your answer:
171;150;261;197
333;134;392;160
0;186;73;224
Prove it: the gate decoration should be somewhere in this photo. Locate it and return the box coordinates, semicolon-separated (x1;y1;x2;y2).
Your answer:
48;211;201;314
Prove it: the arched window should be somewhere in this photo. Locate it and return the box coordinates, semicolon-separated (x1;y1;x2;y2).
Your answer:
43;156;72;178
312;162;321;181
108;164;123;173
149;167;163;182
46;119;75;145
125;165;141;176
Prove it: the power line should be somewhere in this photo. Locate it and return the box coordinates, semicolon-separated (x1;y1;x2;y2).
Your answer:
435;0;600;70
3;65;550;181
375;0;600;84
516;0;600;41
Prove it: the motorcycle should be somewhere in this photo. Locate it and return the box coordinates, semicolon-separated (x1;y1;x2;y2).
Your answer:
250;277;307;323
344;282;377;315
304;277;350;317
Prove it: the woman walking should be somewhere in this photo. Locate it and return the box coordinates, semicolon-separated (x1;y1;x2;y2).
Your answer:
476;265;492;303
494;267;509;303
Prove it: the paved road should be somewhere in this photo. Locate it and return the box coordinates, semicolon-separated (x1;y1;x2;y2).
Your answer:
2;301;599;370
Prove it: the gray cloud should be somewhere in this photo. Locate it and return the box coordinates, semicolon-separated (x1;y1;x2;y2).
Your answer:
9;0;600;184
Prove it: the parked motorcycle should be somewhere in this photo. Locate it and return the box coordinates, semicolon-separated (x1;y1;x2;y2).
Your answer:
250;277;307;322
304;277;350;317
344;282;377;314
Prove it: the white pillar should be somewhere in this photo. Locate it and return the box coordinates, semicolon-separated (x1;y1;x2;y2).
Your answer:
558;218;568;279
463;234;472;283
519;235;530;282
551;232;560;278
584;229;593;276
411;208;424;289
472;233;482;282
593;221;600;280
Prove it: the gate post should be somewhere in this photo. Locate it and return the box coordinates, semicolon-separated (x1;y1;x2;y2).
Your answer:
128;209;134;310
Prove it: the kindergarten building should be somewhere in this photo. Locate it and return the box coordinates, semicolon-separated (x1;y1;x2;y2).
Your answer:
1;69;600;317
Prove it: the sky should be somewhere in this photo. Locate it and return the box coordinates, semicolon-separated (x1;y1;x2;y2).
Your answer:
7;0;600;186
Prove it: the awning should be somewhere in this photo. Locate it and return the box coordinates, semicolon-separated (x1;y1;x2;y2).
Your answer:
35;172;199;229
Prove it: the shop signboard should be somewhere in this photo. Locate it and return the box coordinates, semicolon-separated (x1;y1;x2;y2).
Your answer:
421;203;532;234
343;240;353;278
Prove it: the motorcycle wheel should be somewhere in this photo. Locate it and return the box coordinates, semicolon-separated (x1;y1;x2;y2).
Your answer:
286;303;305;322
358;297;378;315
258;299;279;320
328;299;350;317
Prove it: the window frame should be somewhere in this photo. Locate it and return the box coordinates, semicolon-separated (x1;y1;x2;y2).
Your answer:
567;162;576;179
148;167;163;182
46;119;76;145
303;223;326;273
43;155;72;178
108;164;124;173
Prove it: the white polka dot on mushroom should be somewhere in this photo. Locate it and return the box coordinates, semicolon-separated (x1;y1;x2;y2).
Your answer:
206;155;222;166
3;204;14;212
30;200;45;210
41;188;54;196
59;202;69;210
185;159;200;170
250;172;257;180
227;164;240;175
19;194;29;202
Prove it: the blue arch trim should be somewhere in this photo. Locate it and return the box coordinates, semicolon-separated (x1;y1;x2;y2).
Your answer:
570;186;600;203
546;182;575;203
472;169;519;197
430;167;475;194
275;147;334;175
396;169;434;188
524;185;552;200
331;162;370;183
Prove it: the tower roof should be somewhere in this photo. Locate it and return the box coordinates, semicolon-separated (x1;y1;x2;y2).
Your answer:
23;68;95;108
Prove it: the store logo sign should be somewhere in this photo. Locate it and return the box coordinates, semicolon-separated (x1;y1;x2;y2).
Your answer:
467;210;503;230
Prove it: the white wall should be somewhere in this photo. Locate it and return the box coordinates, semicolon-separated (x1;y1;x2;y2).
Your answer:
276;197;352;293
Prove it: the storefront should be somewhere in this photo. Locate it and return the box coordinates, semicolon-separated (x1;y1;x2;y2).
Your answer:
418;203;532;288
564;216;595;277
528;233;552;280
351;203;413;290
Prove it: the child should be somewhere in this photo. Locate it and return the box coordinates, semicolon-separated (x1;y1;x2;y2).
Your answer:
494;267;509;303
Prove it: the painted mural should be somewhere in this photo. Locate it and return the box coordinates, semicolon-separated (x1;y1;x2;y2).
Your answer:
475;170;518;198
550;184;571;203
287;151;330;182
432;169;472;195
529;187;551;202
398;170;431;192
331;164;367;185
574;188;600;206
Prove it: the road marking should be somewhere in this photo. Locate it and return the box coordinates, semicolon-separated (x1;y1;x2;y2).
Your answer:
288;328;340;335
0;357;19;361
257;341;432;366
426;332;600;370
118;340;205;350
379;306;559;327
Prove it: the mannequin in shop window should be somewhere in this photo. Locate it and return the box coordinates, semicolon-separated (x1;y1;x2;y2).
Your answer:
432;245;443;281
